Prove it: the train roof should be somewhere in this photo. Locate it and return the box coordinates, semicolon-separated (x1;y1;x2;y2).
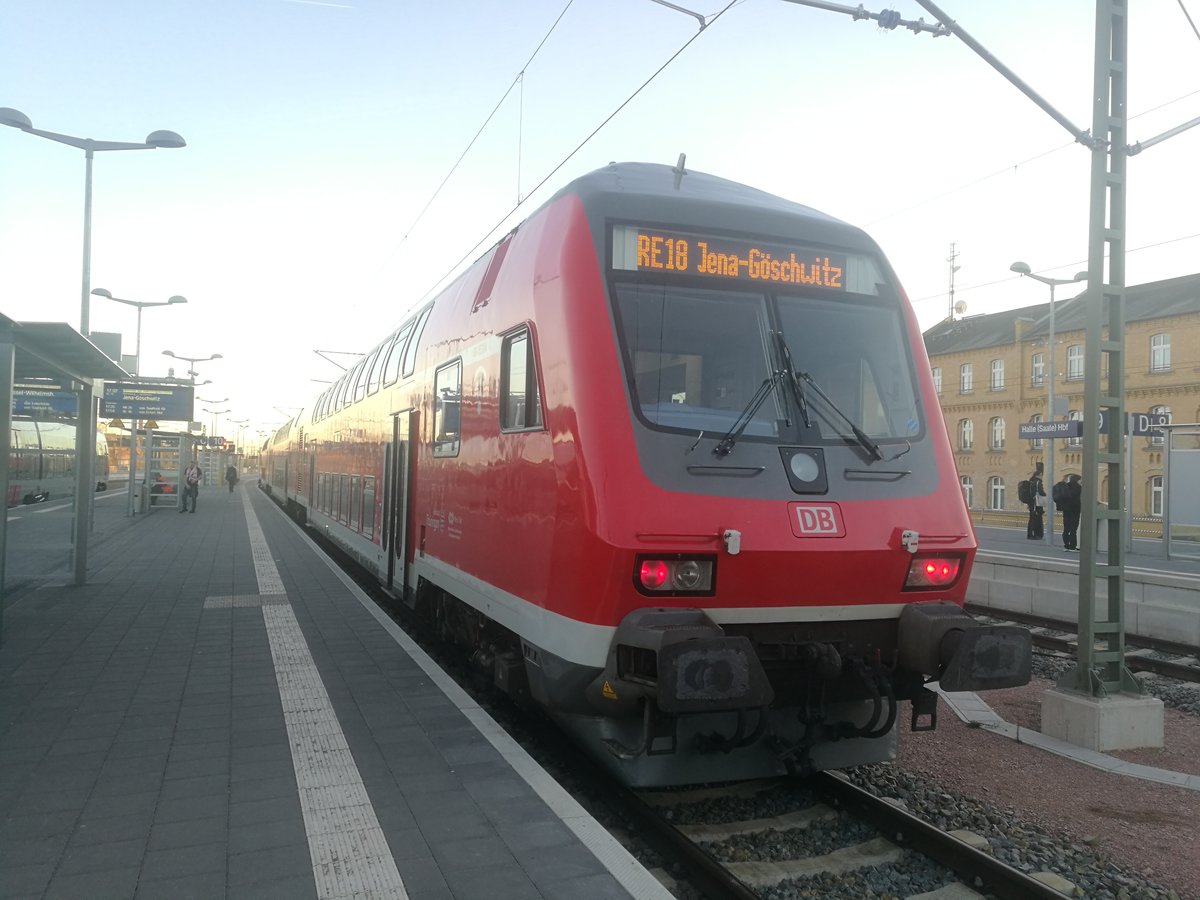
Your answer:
545;161;873;250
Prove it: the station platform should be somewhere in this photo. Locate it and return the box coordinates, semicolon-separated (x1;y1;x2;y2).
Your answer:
0;483;672;900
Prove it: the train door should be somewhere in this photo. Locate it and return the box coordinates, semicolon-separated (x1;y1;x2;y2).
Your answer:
384;410;415;597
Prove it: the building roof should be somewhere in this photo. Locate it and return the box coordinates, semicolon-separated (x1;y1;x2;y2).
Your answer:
923;273;1200;356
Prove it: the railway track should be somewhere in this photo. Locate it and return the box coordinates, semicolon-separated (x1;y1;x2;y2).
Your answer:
302;520;1181;898
615;774;1074;899
966;603;1200;684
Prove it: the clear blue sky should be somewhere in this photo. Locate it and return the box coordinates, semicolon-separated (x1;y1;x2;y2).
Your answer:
3;1;1199;440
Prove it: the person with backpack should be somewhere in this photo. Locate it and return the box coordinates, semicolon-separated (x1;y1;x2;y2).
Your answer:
1022;462;1045;540
225;464;238;493
1058;474;1083;551
181;459;202;513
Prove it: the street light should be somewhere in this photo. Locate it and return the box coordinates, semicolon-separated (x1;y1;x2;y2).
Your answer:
1010;261;1088;546
228;418;249;454
91;288;186;376
162;350;222;383
202;407;231;442
92;288;187;517
0;107;186;336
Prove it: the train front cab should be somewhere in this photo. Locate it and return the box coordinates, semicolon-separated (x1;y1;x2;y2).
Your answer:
523;178;1031;785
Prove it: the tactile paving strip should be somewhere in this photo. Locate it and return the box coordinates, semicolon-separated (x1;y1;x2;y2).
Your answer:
242;500;408;899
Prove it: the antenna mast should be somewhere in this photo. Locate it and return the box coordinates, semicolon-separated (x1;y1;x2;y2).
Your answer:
947;242;962;319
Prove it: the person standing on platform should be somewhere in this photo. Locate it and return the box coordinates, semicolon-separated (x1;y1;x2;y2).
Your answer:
182;459;202;514
225;464;238;493
1060;474;1083;551
1024;462;1046;540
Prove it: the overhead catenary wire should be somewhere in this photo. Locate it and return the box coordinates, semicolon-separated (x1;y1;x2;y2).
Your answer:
391;0;575;254
410;0;740;309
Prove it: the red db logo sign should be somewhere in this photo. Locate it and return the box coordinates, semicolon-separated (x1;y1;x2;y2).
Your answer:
788;503;845;538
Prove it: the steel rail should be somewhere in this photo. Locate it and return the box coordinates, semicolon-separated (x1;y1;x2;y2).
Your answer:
812;771;1070;900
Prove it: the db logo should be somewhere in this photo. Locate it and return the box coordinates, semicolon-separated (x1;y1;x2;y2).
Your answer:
788;503;845;538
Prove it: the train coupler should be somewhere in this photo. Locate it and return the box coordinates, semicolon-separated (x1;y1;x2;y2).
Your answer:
897;601;1032;692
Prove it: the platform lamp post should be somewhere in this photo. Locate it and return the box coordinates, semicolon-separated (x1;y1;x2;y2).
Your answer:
201;408;230;443
162;350;222;385
92;288;187;516
0;108;186;338
1010;262;1088;546
228;418;249;460
1;108;185;581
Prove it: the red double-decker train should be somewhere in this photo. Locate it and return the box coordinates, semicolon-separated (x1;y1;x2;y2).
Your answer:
263;161;1030;786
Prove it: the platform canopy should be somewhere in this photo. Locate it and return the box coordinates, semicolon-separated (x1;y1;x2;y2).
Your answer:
0;314;127;383
1;313;129;642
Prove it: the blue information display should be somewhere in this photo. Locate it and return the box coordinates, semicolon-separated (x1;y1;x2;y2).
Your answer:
102;382;195;420
13;386;78;416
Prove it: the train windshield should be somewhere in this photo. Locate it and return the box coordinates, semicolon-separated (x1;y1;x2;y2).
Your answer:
614;282;921;447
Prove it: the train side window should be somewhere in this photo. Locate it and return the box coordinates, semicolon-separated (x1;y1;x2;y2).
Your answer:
402;306;432;378
432;359;462;458
350;475;361;530
500;327;542;431
353;352;376;403
346;359;367;407
362;475;376;539
366;337;392;395
382;323;414;387
332;374;349;412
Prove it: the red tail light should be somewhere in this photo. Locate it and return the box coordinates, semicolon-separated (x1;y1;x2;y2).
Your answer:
903;556;963;590
635;556;715;596
639;560;669;590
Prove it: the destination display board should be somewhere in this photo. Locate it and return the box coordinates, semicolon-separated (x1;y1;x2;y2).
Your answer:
101;382;194;421
13;385;77;416
611;224;849;290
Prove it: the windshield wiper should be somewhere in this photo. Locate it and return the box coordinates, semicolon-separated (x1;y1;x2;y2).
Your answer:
713;331;804;458
712;377;777;458
773;332;811;429
796;371;884;461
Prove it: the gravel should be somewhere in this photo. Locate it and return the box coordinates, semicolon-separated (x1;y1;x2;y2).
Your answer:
887;672;1200;899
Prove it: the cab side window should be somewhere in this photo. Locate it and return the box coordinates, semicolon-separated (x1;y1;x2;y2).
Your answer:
432;359;462;457
500;327;542;431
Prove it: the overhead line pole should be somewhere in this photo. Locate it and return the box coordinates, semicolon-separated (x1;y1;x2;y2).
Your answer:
784;2;1197;723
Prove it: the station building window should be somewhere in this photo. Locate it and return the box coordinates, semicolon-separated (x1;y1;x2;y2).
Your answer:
989;416;1005;450
931;366;941;394
958;418;973;451
960;475;974;508
1149;405;1170;447
1029;414;1044;449
1031;352;1044;386
988;476;1005;511
1067;344;1083;381
990;359;1004;391
1150;333;1170;373
959;363;973;394
1067;410;1083;448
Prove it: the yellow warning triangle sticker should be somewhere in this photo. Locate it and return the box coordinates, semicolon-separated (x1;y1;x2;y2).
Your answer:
601;680;618;700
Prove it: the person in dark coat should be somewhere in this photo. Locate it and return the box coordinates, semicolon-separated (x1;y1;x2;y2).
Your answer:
1060;474;1083;551
1026;462;1046;540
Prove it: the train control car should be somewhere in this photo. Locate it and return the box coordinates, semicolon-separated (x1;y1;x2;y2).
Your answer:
264;161;1031;786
